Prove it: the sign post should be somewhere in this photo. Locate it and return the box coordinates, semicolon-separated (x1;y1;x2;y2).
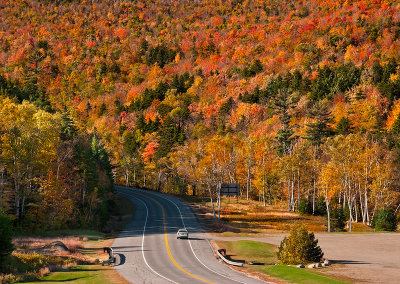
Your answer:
221;183;239;202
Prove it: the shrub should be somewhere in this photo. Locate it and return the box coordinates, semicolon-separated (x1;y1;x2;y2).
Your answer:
371;208;398;231
330;207;346;232
298;198;312;215
0;207;14;268
314;196;326;216
277;224;323;264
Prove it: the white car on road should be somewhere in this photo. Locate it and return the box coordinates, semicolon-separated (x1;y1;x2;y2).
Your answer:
177;228;189;239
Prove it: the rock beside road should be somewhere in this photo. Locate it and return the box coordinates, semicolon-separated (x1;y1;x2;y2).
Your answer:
297;264;305;268
307;264;315;269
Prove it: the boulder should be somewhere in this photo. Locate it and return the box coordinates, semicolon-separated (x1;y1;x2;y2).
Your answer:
323;259;331;266
43;241;69;252
307;263;315;269
315;262;322;268
297;264;305;268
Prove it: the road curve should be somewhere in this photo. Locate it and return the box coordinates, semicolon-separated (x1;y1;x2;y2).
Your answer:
112;186;268;284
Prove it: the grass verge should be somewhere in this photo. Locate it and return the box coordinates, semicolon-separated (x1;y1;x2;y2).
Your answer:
214;240;349;284
259;265;346;284
22;265;126;284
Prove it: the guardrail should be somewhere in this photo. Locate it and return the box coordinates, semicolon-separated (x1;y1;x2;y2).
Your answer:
217;249;244;267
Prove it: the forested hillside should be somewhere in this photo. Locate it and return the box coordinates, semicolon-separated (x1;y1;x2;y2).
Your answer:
1;0;400;230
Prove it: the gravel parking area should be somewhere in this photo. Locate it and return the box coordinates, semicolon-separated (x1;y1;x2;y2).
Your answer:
211;233;400;283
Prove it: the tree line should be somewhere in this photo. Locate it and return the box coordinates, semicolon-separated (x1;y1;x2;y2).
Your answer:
0;97;113;232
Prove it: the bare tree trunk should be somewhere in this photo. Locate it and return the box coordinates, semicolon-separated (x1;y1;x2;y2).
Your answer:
347;195;353;232
207;184;216;218
364;190;369;224
268;183;272;205
246;166;250;200
297;168;300;211
262;175;266;207
312;179;316;214
15;185;20;217
291;176;295;212
125;168;129;187
217;182;221;221
326;199;331;232
395;203;400;214
288;180;291;211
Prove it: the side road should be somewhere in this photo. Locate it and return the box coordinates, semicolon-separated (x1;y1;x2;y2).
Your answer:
211;233;400;283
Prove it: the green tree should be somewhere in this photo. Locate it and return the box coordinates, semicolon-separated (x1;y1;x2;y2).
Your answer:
305;101;333;146
0;207;14;267
273;88;297;155
371;208;398;231
60;109;77;141
277;224;323;264
156;116;185;159
336;117;352;135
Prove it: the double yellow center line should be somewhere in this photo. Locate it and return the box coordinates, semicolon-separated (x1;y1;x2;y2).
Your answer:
149;196;215;284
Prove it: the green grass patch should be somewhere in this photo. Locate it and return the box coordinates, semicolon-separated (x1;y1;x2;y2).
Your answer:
215;240;348;284
21;265;115;284
216;240;277;264
259;265;347;284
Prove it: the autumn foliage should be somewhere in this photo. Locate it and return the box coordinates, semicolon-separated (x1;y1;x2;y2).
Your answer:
0;0;399;232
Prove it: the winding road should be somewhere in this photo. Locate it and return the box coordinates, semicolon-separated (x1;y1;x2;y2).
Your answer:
112;186;267;284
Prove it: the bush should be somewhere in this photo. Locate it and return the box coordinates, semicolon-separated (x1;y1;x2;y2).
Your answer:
298;198;312;215
330;207;346;232
314;196;326;216
371;208;398;231
277;224;324;264
0;207;14;269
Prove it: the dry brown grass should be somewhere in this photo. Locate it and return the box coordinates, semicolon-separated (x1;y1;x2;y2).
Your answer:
13;236;84;252
189;197;327;234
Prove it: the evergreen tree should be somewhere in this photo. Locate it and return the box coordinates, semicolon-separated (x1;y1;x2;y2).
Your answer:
305;101;333;146
273;88;298;155
123;131;139;156
60;109;77;141
219;97;234;116
156;116;184;159
391;113;400;136
0;207;14;268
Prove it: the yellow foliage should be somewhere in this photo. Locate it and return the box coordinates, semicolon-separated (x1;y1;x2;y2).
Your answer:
386;99;400;130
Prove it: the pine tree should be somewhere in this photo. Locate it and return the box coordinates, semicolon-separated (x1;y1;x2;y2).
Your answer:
273;88;297;155
305;101;333;146
156;116;182;159
336;117;352;135
60;109;77;141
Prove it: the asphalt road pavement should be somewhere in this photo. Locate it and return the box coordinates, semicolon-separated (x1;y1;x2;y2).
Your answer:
112;186;268;284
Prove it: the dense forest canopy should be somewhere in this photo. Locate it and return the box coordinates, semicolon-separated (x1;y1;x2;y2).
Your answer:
0;0;400;230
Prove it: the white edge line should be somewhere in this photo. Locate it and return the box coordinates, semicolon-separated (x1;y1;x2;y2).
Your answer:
123;187;247;284
118;191;178;284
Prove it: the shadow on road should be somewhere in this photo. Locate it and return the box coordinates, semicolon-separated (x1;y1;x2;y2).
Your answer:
112;245;140;249
332;260;370;265
114;253;126;266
